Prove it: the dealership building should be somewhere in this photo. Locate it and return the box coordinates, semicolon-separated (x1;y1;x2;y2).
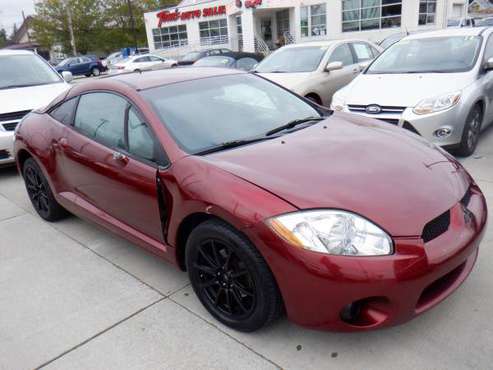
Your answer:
144;0;470;56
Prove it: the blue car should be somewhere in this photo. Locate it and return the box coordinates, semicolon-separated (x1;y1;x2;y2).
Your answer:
55;55;105;77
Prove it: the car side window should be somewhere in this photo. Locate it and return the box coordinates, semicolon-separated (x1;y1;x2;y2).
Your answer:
149;56;162;62
127;108;156;162
74;93;127;149
371;46;381;58
50;98;78;125
328;44;354;66
352;43;374;62
210;50;221;55
236;57;258;71
483;34;493;63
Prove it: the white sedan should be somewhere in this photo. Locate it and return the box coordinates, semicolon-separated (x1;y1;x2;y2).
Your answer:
110;54;177;74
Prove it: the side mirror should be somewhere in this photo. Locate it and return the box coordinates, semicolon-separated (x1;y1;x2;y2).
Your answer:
61;71;73;83
484;57;493;71
325;61;343;72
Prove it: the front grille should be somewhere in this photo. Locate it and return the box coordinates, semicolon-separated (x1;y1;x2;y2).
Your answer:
422;210;451;243
0;150;10;160
348;105;406;114
0;110;31;122
2;122;18;131
378;118;399;125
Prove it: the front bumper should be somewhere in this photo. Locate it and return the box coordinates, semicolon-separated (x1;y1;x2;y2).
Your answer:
343;104;466;147
0;130;15;165
246;185;487;331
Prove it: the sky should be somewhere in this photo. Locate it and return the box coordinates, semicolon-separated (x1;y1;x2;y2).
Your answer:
0;0;35;36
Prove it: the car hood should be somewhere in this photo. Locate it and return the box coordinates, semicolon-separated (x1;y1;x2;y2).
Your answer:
343;72;472;107
0;82;70;114
258;72;312;91
203;113;470;237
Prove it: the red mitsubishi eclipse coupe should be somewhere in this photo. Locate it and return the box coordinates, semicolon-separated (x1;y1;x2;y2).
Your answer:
15;68;487;332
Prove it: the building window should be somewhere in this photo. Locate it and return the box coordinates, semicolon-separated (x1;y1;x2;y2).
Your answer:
419;0;436;25
342;0;402;32
199;19;228;46
300;4;327;37
152;25;188;50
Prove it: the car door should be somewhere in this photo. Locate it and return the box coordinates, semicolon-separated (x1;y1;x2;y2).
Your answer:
148;56;166;70
56;92;166;244
480;33;493;125
79;57;92;74
68;58;83;75
319;43;358;105
132;56;151;71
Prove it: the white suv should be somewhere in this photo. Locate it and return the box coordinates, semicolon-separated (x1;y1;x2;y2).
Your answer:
0;50;71;165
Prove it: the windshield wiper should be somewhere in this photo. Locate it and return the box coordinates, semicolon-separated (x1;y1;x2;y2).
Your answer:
195;136;276;155
266;116;325;136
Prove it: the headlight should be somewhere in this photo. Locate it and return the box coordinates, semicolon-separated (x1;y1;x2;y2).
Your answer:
268;210;393;256
413;91;461;115
330;94;347;112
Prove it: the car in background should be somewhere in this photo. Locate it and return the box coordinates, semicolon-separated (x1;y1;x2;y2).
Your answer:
379;32;408;50
0;50;71;165
475;17;493;27
178;48;232;66
56;56;105;77
14;68;487;332
193;52;263;71
254;40;382;106
447;17;476;28
331;28;493;156
109;54;177;74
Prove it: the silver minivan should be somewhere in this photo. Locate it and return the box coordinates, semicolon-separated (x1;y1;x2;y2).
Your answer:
331;27;493;156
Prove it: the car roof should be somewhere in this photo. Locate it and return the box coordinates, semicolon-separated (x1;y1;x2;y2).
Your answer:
282;39;375;49
404;27;488;40
99;67;244;90
0;49;36;56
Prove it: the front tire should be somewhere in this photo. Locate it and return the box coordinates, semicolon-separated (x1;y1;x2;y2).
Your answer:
186;220;283;332
23;158;67;222
456;105;482;157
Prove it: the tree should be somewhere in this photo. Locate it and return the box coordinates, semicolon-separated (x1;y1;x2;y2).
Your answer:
0;28;7;48
32;0;179;55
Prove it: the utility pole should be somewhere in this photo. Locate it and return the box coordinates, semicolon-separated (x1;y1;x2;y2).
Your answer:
65;0;77;55
126;0;138;52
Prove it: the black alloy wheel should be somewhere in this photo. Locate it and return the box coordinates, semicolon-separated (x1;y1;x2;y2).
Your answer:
23;158;67;221
457;105;482;157
186;220;283;332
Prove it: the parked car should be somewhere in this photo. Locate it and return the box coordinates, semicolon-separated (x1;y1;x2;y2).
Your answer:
178;48;232;66
447;17;476;28
0;50;71;166
331;28;493;156
15;68;487;332
109;54;177;74
254;40;382;106
56;56;105;77
475;17;493;27
193;52;264;71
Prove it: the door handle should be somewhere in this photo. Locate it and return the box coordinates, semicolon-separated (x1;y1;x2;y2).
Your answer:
59;137;69;148
112;151;128;163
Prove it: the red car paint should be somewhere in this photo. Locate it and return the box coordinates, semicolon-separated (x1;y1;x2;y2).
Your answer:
15;69;487;331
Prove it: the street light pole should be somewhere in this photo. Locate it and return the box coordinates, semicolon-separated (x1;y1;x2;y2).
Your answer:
126;0;138;52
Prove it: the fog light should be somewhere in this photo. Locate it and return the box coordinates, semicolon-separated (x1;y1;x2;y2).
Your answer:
433;126;453;138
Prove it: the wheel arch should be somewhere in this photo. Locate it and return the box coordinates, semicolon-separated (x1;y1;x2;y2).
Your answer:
16;148;33;173
304;93;323;105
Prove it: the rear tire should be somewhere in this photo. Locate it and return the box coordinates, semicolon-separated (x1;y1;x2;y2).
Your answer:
23;158;67;222
186;220;283;332
91;67;100;76
456;104;482;157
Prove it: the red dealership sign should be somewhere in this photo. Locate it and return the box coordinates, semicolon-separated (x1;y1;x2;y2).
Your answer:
245;0;262;8
157;5;227;27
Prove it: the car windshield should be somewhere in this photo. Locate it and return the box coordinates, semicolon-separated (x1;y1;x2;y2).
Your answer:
181;52;202;62
255;46;327;73
141;74;321;154
476;18;493;26
0;54;62;89
447;19;461;27
367;36;481;74
194;56;234;67
57;58;72;67
379;33;406;50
